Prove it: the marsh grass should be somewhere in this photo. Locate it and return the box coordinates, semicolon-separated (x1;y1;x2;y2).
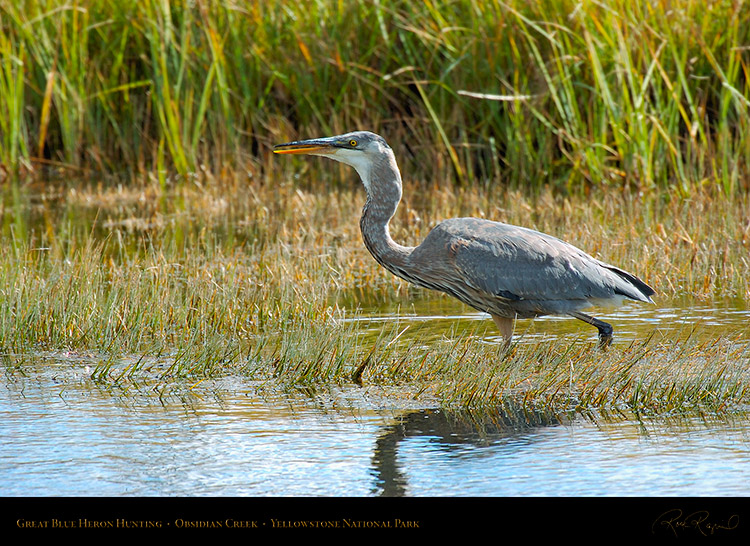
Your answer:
428;332;750;414
2;0;749;418
0;176;748;413
1;0;749;195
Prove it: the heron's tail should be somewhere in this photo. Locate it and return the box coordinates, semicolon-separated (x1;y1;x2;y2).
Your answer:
605;265;656;303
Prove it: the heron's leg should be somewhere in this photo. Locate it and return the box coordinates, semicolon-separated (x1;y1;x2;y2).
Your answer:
569;311;613;348
491;314;515;346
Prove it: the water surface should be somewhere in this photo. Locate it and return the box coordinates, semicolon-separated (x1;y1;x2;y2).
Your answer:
346;295;750;347
3;347;750;497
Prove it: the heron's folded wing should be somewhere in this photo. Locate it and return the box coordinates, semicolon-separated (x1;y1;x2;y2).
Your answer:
437;219;622;303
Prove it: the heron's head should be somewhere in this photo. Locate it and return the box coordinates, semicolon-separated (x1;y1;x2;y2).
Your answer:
273;131;396;192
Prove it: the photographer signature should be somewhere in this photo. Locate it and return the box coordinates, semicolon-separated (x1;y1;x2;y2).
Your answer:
652;508;739;537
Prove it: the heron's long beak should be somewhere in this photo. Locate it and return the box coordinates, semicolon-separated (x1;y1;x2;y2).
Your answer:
273;138;337;155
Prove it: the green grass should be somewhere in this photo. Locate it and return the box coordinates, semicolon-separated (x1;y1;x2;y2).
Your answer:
0;0;749;193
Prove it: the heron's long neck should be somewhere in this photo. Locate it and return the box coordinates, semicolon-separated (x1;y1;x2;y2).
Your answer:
357;155;414;273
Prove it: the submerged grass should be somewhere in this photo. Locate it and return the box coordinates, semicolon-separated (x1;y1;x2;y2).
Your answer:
0;176;748;414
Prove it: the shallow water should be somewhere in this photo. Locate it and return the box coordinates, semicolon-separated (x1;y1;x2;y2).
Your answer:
345;296;750;347
2;327;750;498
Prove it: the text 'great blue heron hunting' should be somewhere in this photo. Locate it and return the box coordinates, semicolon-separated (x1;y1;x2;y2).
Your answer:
274;131;655;347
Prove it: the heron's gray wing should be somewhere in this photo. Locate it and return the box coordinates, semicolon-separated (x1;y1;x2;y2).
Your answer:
430;218;638;306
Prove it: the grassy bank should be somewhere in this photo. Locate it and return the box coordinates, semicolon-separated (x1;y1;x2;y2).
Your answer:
1;178;748;413
1;0;749;194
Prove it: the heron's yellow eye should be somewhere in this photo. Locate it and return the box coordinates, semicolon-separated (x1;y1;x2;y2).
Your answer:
349;139;358;147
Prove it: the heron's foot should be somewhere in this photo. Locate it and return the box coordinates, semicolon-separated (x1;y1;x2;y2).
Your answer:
569;311;613;349
499;338;515;357
597;329;613;350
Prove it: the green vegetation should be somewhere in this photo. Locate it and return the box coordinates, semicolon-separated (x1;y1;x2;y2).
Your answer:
1;0;749;194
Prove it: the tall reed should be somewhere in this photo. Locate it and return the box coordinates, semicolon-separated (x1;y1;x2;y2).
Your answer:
0;0;747;194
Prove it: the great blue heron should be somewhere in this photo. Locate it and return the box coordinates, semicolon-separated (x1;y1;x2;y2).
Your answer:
274;131;655;347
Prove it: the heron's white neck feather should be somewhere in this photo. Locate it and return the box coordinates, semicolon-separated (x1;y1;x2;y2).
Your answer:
329;149;373;193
